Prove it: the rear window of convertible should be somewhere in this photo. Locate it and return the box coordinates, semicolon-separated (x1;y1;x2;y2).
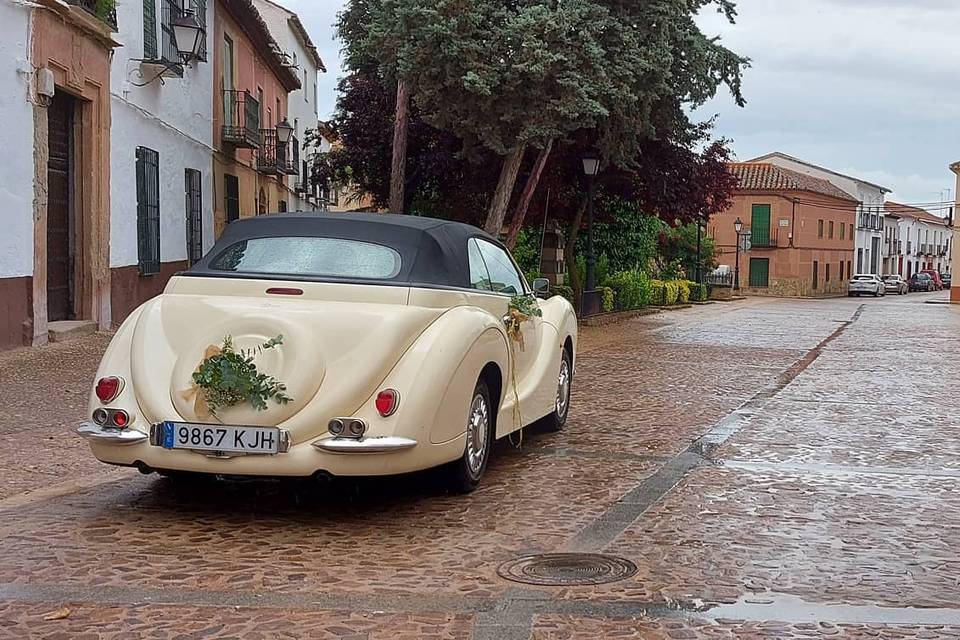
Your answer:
210;237;403;280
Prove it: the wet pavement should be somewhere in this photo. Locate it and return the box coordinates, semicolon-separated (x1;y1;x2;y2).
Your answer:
0;291;957;638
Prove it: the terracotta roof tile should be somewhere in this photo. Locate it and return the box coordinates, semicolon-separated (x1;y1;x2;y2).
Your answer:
727;163;859;203
885;201;950;226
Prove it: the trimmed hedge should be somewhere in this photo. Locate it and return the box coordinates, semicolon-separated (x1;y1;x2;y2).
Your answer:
601;287;615;313
605;270;652;310
687;281;708;302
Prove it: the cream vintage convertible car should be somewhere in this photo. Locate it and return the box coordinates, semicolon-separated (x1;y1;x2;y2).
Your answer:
78;213;577;491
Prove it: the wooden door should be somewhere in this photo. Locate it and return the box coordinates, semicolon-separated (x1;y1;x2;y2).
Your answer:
46;92;75;322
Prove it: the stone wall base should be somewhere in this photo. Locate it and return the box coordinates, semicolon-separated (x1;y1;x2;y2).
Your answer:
0;276;34;350
110;261;189;328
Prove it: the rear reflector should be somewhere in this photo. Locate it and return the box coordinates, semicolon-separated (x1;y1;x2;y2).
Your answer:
266;288;304;296
376;389;400;417
112;410;130;428
95;377;124;404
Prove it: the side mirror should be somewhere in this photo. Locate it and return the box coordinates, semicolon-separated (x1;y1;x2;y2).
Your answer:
532;278;551;297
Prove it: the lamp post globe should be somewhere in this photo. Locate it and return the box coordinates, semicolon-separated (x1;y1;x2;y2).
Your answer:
276;118;295;145
734;217;743;234
171;10;205;62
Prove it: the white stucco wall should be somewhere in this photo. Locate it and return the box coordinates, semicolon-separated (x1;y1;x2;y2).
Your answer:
109;0;215;267
892;216;952;277
0;1;35;278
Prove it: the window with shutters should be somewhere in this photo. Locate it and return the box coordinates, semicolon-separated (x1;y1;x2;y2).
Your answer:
748;258;769;288
192;0;208;62
750;204;771;247
136;147;161;276
143;0;158;59
224;174;240;223
185;169;203;265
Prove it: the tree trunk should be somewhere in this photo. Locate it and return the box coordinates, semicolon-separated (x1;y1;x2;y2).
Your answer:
504;139;554;251
388;79;409;214
564;196;588;303
483;146;526;236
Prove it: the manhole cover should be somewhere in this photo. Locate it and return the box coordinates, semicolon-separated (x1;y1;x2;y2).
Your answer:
497;553;638;586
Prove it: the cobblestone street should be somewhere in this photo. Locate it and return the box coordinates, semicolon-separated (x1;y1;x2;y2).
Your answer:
1;292;958;639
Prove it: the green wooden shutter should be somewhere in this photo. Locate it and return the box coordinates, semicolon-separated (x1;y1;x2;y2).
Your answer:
143;0;158;59
751;204;771;247
224;174;240;222
749;258;769;288
136;147;161;275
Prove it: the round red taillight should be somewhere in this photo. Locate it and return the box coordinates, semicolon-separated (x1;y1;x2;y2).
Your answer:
112;410;129;428
375;389;400;417
95;377;123;404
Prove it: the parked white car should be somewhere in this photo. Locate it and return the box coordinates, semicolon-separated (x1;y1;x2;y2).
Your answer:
848;274;886;297
882;274;909;295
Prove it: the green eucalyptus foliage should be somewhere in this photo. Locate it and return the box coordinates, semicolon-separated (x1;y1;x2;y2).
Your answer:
360;0;747;164
508;294;543;319
512;228;542;277
192;336;292;416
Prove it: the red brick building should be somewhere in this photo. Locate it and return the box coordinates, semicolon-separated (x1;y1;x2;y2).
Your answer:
709;163;859;297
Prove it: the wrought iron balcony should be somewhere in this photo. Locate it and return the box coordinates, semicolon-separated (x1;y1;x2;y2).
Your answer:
222;90;260;148
750;227;778;249
67;0;117;29
257;130;296;175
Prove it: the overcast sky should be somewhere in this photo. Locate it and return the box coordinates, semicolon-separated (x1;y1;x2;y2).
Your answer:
281;0;960;207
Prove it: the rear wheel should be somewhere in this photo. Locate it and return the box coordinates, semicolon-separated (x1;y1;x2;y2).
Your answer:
542;349;573;432
445;379;492;494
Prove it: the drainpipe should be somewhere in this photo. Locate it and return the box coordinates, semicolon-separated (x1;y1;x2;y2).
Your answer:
790;198;797;247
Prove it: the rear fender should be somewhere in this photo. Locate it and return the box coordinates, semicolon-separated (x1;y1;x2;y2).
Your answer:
357;306;509;447
88;305;150;430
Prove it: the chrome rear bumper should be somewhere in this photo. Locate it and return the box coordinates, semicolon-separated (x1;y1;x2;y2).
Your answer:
77;422;149;445
312;436;417;454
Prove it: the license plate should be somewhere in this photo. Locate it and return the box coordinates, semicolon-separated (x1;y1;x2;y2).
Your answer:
160;422;281;454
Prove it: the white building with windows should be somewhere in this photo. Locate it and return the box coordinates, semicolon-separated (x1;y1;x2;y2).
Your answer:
109;0;215;323
884;202;951;279
748;152;891;275
252;0;325;212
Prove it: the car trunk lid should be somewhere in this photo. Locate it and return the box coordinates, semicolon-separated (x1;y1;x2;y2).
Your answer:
129;276;441;441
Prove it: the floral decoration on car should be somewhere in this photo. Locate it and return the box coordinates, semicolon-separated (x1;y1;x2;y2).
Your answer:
182;335;292;419
505;294;542;352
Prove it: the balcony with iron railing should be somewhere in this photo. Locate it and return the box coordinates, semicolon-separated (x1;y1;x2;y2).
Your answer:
67;0;117;29
750;226;778;249
257;130;297;175
222;90;260;148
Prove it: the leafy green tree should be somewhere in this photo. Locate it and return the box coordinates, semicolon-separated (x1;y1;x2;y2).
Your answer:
356;0;747;233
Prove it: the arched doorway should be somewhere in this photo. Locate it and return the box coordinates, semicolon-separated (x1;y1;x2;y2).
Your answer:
258;188;267;216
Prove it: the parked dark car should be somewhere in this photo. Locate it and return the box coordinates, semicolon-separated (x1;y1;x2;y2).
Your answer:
909;273;935;292
941;273;952;288
920;269;944;290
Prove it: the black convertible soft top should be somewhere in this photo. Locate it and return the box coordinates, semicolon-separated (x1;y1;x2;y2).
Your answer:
186;212;504;288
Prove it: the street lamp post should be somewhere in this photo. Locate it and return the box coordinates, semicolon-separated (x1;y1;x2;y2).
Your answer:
734;217;743;290
581;151;601;314
695;213;704;283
